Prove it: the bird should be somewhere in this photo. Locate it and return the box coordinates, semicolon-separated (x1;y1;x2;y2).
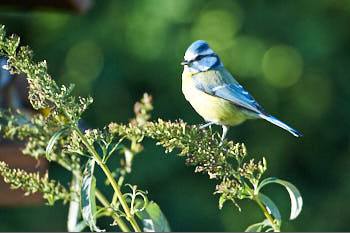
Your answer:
181;40;301;144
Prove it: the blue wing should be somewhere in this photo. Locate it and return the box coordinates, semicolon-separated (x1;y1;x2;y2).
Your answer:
192;68;267;115
191;68;302;137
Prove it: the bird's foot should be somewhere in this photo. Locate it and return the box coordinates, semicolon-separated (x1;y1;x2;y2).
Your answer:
199;121;215;130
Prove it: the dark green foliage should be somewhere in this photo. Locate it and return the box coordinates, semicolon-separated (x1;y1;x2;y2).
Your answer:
0;24;303;232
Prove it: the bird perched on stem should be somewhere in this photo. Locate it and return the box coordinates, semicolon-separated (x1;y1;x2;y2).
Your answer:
181;40;301;144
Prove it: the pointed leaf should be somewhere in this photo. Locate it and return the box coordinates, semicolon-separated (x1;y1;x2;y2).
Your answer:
81;159;104;232
245;222;263;232
258;177;303;220
46;126;69;161
256;193;281;221
245;219;271;232
136;202;171;232
218;194;227;209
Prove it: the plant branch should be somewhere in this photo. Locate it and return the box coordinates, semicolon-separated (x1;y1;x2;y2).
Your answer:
74;126;141;232
244;184;280;232
67;171;81;232
95;189;131;232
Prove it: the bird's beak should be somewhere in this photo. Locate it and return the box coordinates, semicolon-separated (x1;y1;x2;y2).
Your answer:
181;60;189;66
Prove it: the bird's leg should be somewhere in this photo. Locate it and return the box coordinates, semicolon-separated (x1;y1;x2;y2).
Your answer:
199;121;215;130
219;125;229;146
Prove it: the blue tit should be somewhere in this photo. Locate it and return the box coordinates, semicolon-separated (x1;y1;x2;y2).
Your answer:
181;40;301;144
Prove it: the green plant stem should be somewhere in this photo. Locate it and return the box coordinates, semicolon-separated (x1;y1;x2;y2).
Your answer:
95;189;131;232
244;183;280;232
73;126;141;232
111;145;134;206
67;171;81;232
99;164;140;232
56;157;73;171
112;170;126;206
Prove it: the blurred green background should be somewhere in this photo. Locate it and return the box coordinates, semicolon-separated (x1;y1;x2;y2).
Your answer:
1;0;350;231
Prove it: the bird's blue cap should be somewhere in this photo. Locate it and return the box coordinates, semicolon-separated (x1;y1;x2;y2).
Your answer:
186;40;210;55
182;40;222;71
184;40;216;62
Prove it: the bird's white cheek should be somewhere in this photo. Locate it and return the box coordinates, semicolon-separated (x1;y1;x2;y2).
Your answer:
192;61;210;72
183;65;201;74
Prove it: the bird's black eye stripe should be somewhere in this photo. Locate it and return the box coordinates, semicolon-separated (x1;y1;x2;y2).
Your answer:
192;54;217;62
193;55;205;61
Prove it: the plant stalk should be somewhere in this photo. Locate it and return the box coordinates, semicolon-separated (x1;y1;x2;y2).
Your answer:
67;171;81;232
74;126;141;232
95;189;131;232
244;183;280;232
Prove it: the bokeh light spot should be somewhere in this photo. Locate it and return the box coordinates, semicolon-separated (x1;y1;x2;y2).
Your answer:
126;17;167;60
62;41;104;94
191;6;243;51
139;0;192;22
28;12;70;45
32;12;70;31
222;36;266;78
262;45;303;87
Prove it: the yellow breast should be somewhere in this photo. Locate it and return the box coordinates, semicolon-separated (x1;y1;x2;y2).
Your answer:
182;71;248;126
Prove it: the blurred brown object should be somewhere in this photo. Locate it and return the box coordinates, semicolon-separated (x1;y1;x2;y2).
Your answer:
0;59;49;206
0;0;93;13
0;141;48;206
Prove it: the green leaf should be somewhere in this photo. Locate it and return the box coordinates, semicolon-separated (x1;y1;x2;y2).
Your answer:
258;177;303;220
136;202;171;232
81;159;104;232
218;194;227;209
256;193;281;221
245;219;271;232
46;126;69;161
245;222;263;232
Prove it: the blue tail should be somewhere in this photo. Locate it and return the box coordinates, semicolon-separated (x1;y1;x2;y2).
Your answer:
259;114;302;137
